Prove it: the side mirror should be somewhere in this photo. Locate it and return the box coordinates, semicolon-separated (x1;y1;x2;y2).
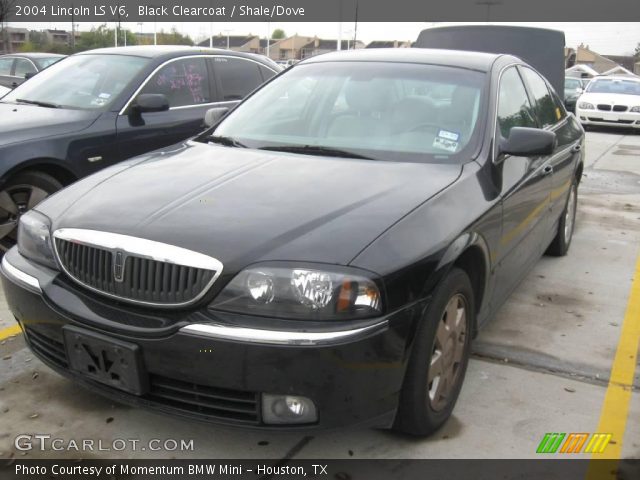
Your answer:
24;72;36;80
576;88;583;94
500;127;556;157
204;107;229;127
131;93;169;114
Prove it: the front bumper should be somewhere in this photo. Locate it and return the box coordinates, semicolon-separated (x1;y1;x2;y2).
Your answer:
576;108;640;128
1;248;421;430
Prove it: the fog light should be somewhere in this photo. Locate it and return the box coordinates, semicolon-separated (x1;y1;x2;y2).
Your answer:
262;394;318;424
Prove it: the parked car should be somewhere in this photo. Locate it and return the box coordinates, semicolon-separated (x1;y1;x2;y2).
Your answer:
575;75;640;129
0;46;280;250
1;48;584;435
564;76;585;112
0;53;65;89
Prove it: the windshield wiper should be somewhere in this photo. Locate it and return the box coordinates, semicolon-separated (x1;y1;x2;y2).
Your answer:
15;98;61;109
206;135;247;148
259;145;372;160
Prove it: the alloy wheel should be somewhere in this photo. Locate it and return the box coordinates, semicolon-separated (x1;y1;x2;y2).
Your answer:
0;184;49;252
428;293;468;412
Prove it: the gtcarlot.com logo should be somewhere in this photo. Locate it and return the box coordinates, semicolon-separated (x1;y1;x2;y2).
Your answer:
536;433;612;454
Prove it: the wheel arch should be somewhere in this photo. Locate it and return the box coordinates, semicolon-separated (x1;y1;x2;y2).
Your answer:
436;232;491;336
2;159;79;188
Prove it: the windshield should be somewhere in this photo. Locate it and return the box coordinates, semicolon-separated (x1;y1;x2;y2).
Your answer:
212;62;486;163
565;78;582;90
586;78;640;96
2;54;150;110
35;57;63;69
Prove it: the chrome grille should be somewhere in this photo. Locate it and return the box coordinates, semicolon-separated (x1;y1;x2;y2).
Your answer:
53;229;222;308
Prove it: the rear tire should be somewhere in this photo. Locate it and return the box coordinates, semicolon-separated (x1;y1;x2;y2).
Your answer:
546;179;578;257
0;171;63;251
393;267;474;436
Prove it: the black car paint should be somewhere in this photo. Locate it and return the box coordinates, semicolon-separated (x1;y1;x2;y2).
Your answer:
1;50;585;429
0;47;279;189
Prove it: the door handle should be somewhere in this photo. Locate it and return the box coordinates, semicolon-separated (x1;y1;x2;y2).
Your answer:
542;165;554;176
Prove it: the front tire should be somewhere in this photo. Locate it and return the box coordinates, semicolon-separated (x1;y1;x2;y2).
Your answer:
393;267;474;436
0;171;63;251
546;179;578;257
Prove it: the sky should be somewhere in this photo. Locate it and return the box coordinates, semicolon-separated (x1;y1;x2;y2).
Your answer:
9;21;640;55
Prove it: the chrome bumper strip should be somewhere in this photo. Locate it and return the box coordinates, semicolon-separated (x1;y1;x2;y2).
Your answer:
1;255;42;293
180;320;388;346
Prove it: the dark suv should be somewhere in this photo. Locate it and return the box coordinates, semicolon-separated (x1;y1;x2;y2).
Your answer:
0;46;280;250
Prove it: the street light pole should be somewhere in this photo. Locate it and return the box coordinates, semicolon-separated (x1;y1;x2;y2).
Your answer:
224;29;232;50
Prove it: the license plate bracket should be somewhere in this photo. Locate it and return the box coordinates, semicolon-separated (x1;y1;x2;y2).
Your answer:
63;325;148;395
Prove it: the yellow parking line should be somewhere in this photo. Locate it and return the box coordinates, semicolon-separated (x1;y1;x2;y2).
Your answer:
0;323;23;340
586;249;640;478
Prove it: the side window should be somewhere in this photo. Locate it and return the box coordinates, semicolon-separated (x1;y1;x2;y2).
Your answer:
138;58;210;108
14;58;37;77
497;67;536;138
259;65;277;82
521;67;560;127
214;57;263;101
0;58;14;76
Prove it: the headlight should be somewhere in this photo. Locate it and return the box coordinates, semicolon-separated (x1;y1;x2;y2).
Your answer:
210;265;382;320
578;102;594;110
630;106;640;113
17;210;57;269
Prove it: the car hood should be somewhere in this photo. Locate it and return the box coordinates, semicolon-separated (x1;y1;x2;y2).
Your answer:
0;103;99;146
48;142;462;271
578;92;640;106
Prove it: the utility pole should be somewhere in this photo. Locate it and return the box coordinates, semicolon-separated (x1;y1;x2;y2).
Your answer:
266;21;270;58
71;6;75;52
353;0;359;50
224;29;232;50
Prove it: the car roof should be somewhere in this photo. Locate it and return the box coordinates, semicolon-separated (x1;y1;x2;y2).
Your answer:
300;48;507;72
75;45;275;66
591;75;640;82
1;52;65;58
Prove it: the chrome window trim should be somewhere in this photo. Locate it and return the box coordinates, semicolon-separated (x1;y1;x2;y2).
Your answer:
180;319;388;346
13;57;38;75
119;54;278;116
1;255;41;293
491;62;522;164
52;229;223;308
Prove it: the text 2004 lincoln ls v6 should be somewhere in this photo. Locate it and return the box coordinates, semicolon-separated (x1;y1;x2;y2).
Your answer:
2;49;584;435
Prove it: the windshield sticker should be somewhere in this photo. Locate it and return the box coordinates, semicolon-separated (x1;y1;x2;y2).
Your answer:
433;129;460;153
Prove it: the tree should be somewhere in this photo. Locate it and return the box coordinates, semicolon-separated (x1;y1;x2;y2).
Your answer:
0;0;15;25
74;24;137;52
156;28;194;46
271;29;286;40
0;0;16;52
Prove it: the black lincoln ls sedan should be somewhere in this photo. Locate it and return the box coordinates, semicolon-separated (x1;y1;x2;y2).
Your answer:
0;46;279;250
1;48;584;435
